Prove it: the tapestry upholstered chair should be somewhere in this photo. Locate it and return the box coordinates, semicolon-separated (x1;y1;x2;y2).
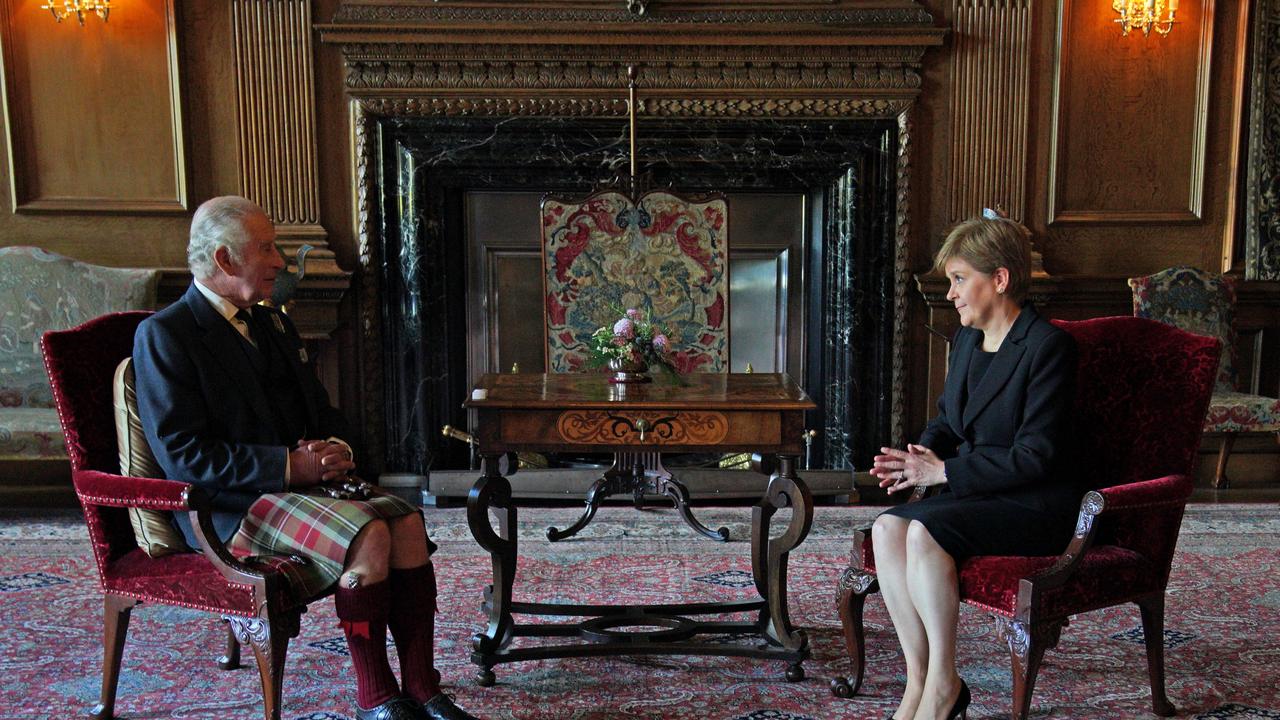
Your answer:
43;312;330;720
539;188;733;541
831;316;1220;720
1128;266;1280;488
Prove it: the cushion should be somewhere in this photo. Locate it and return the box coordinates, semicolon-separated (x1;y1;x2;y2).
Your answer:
0;407;66;459
959;545;1160;619
113;357;188;557
1204;390;1280;433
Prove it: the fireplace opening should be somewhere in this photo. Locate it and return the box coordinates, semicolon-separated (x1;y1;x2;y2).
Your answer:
368;114;899;477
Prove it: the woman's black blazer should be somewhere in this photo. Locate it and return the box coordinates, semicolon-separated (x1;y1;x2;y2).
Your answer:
918;303;1081;514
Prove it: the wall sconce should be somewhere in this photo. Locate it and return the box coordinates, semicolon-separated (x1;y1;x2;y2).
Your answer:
1112;0;1177;36
40;0;111;25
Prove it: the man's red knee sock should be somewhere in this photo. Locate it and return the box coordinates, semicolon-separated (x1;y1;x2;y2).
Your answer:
334;579;401;710
387;563;442;703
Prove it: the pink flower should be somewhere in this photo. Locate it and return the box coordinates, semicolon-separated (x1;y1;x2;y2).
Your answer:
652;333;668;350
613;318;635;339
626;307;641;320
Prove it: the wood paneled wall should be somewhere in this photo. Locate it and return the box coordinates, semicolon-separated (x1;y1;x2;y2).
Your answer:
0;0;1273;485
947;0;1032;222
1047;0;1213;225
0;0;240;265
1019;0;1249;276
0;0;186;214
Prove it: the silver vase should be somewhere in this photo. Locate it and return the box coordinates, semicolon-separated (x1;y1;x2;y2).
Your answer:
608;356;652;384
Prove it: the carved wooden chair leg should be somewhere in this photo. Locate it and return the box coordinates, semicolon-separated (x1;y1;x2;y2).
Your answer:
229;614;295;720
830;569;875;698
1214;432;1236;489
91;593;138;720
1000;618;1058;720
219;624;242;670
1136;594;1177;717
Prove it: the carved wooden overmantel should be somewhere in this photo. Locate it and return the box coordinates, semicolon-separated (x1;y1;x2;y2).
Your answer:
317;0;946;469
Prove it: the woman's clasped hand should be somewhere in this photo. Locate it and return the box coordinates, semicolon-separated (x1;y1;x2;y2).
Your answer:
870;444;948;494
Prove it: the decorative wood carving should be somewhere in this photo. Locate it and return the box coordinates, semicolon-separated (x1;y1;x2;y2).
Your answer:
1046;0;1214;225
351;100;386;469
229;0;349;333
329;2;935;26
1247;0;1280;279
224;615;271;647
0;0;187;213
341;57;924;93
892;110;913;449
231;0;319;233
556;410;730;445
324;1;941;470
994;617;1063;661
836;566;876;595
947;0;1031;223
353;96;914;119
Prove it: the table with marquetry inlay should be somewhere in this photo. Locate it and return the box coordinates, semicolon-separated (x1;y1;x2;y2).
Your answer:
462;372;817;685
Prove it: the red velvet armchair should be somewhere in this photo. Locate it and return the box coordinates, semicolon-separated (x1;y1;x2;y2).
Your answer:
831;316;1221;719
42;312;330;720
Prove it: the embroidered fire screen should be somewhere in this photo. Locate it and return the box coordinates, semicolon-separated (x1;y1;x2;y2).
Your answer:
542;189;729;374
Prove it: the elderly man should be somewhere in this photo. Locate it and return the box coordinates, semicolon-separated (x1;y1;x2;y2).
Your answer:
133;196;480;720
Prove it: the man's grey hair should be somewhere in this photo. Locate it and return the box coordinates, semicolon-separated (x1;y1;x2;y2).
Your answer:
187;196;266;279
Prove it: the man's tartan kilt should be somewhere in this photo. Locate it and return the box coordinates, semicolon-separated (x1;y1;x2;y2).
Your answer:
228;490;419;599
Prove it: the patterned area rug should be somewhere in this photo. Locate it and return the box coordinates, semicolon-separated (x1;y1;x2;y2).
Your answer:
2;503;1278;720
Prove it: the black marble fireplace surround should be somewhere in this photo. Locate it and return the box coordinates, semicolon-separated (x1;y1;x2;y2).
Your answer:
371;114;899;475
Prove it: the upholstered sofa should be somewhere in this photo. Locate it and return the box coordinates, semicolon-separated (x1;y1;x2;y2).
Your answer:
0;247;159;468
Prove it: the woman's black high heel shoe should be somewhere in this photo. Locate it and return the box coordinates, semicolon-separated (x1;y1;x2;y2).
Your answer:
946;680;971;720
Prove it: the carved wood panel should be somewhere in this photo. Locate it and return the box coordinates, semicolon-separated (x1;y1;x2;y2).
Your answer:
230;0;324;243
1247;0;1280;279
948;0;1032;223
1047;0;1214;225
0;0;187;213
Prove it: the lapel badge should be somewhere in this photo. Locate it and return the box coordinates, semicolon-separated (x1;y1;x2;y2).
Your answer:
298;347;309;363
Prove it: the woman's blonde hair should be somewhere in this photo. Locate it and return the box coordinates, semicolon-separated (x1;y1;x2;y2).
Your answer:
933;216;1032;303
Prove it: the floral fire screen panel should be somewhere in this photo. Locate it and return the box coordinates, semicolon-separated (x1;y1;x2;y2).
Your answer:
543;190;729;374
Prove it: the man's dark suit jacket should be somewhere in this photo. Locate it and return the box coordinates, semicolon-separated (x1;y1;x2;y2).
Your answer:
133;283;349;547
919;303;1080;515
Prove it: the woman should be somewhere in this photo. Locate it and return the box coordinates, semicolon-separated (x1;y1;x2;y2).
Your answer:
868;214;1080;720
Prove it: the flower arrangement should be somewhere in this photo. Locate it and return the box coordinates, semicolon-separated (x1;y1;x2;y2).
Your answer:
586;307;677;375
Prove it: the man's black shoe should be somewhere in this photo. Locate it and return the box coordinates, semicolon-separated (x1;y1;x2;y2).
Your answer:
356;697;427;720
421;694;482;720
